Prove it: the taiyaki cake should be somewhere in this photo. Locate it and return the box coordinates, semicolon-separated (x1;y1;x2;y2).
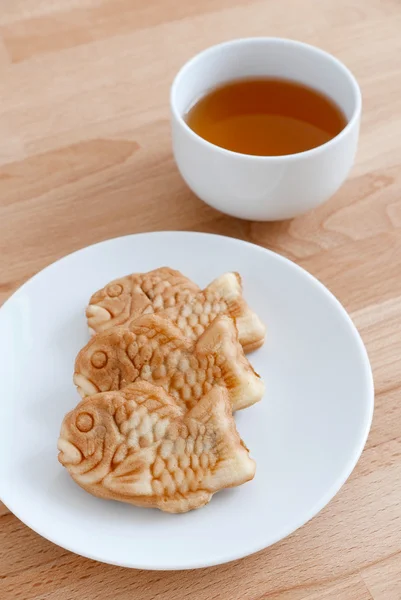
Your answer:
58;382;255;513
74;314;264;411
86;267;265;353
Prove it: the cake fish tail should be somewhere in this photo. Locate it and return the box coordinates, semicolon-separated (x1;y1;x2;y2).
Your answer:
185;386;256;490
206;272;266;352
196;316;265;410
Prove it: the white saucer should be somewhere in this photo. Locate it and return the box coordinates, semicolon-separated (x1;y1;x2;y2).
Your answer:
0;232;373;569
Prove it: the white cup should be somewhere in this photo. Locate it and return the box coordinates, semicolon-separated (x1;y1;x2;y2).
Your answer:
170;38;361;221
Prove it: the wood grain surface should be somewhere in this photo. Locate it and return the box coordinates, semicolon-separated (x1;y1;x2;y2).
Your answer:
0;0;400;598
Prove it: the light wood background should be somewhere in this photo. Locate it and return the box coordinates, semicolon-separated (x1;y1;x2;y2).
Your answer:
0;0;400;598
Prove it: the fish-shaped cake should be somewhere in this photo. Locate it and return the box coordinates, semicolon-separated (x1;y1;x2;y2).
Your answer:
74;314;264;411
58;382;255;513
86;267;265;353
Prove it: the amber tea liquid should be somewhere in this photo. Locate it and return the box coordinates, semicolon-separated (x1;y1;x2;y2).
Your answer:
185;78;347;156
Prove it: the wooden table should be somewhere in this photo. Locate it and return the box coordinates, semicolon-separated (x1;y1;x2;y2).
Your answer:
1;0;400;598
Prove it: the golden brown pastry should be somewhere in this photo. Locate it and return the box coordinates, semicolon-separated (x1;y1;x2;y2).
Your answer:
86;267;265;353
58;382;256;513
74;314;264;411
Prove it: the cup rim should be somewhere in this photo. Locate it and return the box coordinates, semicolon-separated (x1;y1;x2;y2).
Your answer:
170;37;362;162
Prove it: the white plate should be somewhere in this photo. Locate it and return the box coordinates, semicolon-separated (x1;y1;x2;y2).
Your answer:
0;232;373;570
